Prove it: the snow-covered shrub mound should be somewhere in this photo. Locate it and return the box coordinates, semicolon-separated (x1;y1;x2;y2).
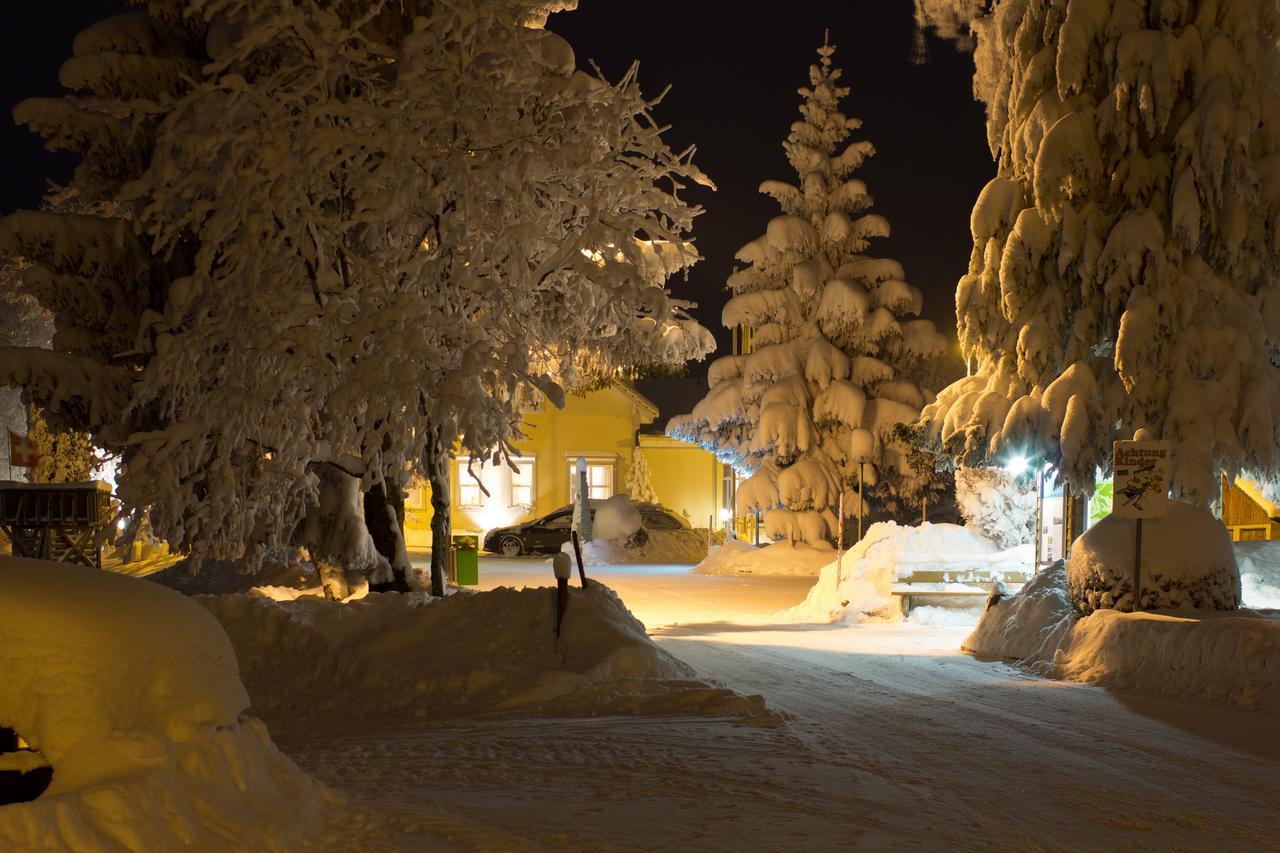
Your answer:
1234;541;1280;610
199;582;766;727
955;466;1036;548
1052;611;1280;714
963;561;1076;665
1067;501;1240;614
962;560;1280;715
787;522;1032;623
0;557;329;850
694;540;833;577
592;494;643;541
569;528;709;566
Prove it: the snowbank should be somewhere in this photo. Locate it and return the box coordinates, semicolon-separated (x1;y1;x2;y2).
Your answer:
568;528;710;566
199;581;766;726
964;564;1280;715
1235;540;1280;610
0;557;328;850
694;540;833;577
963;561;1076;662
1067;501;1240;613
787;522;1032;623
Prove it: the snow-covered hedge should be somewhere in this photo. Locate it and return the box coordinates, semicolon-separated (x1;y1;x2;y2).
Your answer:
0;557;328;849
1067;501;1240;614
964;563;1280;716
199;582;766;724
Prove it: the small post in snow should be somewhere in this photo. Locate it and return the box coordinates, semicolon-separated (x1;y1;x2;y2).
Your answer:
570;530;590;588
553;552;573;637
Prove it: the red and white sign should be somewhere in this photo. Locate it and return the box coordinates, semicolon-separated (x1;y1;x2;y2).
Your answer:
8;430;38;469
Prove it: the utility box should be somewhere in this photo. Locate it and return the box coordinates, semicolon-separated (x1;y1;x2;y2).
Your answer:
452;534;479;586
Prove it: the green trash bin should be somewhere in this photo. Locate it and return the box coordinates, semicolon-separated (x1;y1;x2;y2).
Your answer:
453;534;479;586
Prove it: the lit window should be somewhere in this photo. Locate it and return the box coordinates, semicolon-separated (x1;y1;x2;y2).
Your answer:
510;457;534;507
458;459;491;507
568;461;614;501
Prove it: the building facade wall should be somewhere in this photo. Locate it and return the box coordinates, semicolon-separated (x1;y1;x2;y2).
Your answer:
404;386;724;550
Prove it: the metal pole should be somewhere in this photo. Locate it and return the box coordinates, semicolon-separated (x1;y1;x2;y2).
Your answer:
1132;517;1143;612
1034;466;1044;573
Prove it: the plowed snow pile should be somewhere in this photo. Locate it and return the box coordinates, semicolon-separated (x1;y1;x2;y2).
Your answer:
570;528;709;565
965;563;1280;715
0;557;329;851
199;581;766;728
694;540;833;577
786;522;1031;623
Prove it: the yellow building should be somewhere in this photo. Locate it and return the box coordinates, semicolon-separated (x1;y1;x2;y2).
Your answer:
1221;475;1280;541
403;384;730;550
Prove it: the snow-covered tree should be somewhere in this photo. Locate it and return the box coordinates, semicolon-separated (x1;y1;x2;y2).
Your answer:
917;0;1280;506
627;447;658;504
669;42;947;544
3;0;712;592
954;465;1035;548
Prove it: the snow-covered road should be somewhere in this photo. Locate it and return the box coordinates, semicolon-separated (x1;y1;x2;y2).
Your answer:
288;558;1279;851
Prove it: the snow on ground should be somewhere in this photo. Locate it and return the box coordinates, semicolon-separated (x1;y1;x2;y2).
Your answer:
0;557;329;851
693;539;833;577
965;561;1280;716
786;521;1031;623
1235;539;1280;609
198;580;767;729
568;527;709;566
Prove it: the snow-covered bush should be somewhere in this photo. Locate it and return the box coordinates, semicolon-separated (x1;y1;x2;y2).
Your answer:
670;42;947;544
0;557;327;848
963;561;1075;663
916;0;1280;507
1235;541;1280;610
955;466;1035;548
627;448;658;504
1067;501;1240;614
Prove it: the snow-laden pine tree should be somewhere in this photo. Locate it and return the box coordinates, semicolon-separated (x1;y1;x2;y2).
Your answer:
0;0;712;591
916;0;1280;506
670;42;947;545
627;447;658;504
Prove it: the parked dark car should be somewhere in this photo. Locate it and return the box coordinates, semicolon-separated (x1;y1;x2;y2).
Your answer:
482;503;689;556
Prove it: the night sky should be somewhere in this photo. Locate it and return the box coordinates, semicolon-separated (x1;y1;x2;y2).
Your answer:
1;1;993;411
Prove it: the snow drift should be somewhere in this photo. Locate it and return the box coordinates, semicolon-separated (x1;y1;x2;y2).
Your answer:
568;528;709;566
787;521;1032;623
199;582;766;727
1067;501;1240;613
694;540;834;577
0;557;329;850
964;564;1280;716
1234;540;1280;610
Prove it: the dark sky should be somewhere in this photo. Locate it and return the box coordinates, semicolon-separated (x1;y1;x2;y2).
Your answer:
1;1;992;412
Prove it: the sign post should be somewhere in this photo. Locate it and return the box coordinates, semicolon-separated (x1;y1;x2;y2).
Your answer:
1111;440;1172;611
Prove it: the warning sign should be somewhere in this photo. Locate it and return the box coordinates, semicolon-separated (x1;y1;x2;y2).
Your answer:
1112;440;1172;519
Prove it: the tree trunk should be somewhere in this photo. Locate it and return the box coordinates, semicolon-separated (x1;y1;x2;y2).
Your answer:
364;475;411;592
424;427;449;597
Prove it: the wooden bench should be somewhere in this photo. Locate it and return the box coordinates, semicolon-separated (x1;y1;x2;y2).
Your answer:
0;481;113;569
891;569;1027;616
